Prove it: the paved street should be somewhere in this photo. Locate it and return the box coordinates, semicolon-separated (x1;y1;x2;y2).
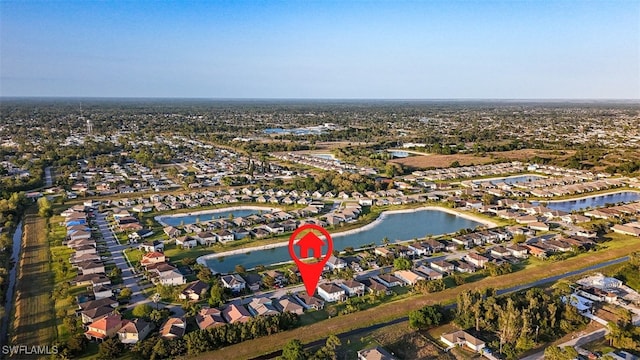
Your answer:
95;212;185;317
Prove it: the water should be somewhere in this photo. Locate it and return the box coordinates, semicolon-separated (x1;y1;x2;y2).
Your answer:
475;175;544;185
203;209;481;273
0;220;23;347
388;150;410;158
158;209;266;226
534;191;640;213
312;154;337;161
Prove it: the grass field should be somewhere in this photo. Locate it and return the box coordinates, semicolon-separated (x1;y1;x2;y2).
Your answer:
391;153;494;169
195;232;640;360
11;212;57;347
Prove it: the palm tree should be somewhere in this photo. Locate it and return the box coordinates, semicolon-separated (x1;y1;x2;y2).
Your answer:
382;237;390;245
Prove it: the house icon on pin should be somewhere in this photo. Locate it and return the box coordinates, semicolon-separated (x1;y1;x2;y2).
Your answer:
296;232;325;258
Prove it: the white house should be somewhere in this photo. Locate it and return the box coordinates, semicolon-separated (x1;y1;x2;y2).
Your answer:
317;283;346;302
440;330;486;353
221;274;246;292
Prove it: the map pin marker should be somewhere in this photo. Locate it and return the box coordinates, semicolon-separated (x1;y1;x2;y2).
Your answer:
288;224;333;296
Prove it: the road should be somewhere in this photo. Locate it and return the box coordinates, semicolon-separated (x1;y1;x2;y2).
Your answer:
248;255;631;360
520;329;609;360
95;212;185;317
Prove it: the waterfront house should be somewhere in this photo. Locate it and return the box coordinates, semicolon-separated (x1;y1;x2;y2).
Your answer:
221;274;246;292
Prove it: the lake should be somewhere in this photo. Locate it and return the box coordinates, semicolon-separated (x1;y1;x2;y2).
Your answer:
534;191;640;212
158;209;268;226
475;175;545;185
202;209;481;273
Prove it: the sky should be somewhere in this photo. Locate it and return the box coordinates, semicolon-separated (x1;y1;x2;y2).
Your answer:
1;0;639;99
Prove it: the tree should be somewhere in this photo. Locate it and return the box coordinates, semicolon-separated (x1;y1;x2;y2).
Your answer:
118;287;132;301
263;274;276;288
393;257;412;271
513;233;527;243
37;196;53;218
209;282;225;307
132;303;153;318
98;338;123;359
409;304;444;329
544;346;579;360
279;339;306;360
181;257;196;266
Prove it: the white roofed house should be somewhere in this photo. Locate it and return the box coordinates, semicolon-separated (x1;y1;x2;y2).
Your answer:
394;270;425;285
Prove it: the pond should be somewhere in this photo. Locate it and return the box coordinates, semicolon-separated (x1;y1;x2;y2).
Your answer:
533;191;640;212
202;209;482;273
157;208;270;226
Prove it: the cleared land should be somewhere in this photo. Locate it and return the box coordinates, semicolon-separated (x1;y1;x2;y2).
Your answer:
391;153;494;169
11;213;56;346
197;233;640;360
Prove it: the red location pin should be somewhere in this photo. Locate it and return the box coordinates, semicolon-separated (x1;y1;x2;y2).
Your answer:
288;224;333;296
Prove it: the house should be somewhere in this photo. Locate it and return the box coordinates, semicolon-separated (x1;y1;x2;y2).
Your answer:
247;297;280;316
85;314;123;341
160;317;186;339
362;278;392;296
528;222;550;231
138;240;164;252
408;243;430;256
394;270;425;285
440;330;486;353
430;260;455;274
74;245;97;257
175;235;198;248
216;229;235;242
339;280;366;297
276;296;305;315
415;265;444;280
196;307;226;330
465;253;489;268
196;231;217;246
158;269;186;286
611;224;640;237
295;293;325;310
140;251;166;267
222;304;251;324
296;232;325;258
92;285;113;300
490;246;511;258
243;273;262;292
81;305;117;325
179;280;210;301
78;261;106;275
375;274;404;287
117;319;152;344
318;283;347;302
525;245;548;258
326;255;348;271
221;274;246;292
374;247;394;257
357;346;399;360
506;244;529;258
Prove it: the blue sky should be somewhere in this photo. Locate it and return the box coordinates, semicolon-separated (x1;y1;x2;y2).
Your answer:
1;1;638;99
